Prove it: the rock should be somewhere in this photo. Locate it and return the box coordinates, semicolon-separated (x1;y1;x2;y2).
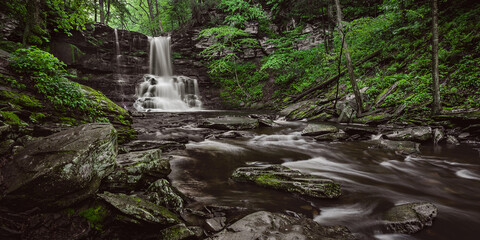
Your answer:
205;217;226;232
98;192;180;225
157;223;195;240
343;125;377;136
301;123;338;136
458;132;470;139
370;139;420;154
0;139;14;156
146;179;184;213
0;121;11;137
433;128;445;144
101;149;170;192
0;123;117;210
208;211;355;240
121;140;186;153
200;117;259;130
314;130;348;141
355;113;392;124
19;213;90;240
259;119;279;127
383;202;438;234
385;126;433;142
231;165;341;199
446;135;460;145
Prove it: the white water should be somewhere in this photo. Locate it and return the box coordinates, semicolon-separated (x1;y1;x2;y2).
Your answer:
134;36;202;111
114;29;126;108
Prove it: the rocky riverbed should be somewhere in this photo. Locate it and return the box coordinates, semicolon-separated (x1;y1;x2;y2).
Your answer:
1;110;479;240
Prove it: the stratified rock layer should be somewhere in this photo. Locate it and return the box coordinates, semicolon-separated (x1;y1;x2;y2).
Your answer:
231;165;341;199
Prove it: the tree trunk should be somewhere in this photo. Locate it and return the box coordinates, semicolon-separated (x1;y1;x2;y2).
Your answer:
334;0;363;115
327;2;334;51
431;0;441;114
105;0;111;24
99;0;105;24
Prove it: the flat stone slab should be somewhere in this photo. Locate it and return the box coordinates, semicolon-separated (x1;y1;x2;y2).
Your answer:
199;117;259;130
208;211;355;240
121;140;185;153
98;192;180;225
231;165;341;199
301;123;338;136
383;202;438;234
385;126;433;142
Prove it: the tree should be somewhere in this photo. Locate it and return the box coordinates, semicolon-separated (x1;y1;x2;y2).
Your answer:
334;0;363;115
431;0;441;114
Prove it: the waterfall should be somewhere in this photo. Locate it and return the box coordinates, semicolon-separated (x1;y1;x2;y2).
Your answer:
133;36;202;112
114;28;126;108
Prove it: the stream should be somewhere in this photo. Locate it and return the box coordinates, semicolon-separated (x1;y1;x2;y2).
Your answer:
133;111;480;240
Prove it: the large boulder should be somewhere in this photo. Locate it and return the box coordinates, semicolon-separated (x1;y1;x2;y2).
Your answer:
98;192;180;225
383;202;438;234
208;211;355;240
385;126;433;142
101;149;171;192
231;165;341;199
369;139;420;155
0;123;117;210
200;117;259;130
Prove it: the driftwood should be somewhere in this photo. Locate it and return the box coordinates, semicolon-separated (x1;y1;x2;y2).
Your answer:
291;49;382;103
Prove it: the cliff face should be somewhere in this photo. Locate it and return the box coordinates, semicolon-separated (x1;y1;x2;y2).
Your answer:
50;24;224;110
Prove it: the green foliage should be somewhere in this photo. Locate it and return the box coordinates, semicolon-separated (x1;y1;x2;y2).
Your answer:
219;0;267;26
29;112;46;123
9;47;103;119
79;206;109;231
0;111;27;126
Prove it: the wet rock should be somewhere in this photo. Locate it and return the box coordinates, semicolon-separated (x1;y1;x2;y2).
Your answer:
383;202;437;234
458;132;470;140
98;192;180;225
385;126;433;142
343;125;378;136
231;165;341;199
446;135;460;145
0;123;117;210
433;128;445;144
121;140;185;153
214;131;247;139
146;179;184;213
200;117;259;130
370;139;420;154
301;123;338;136
259;118;279;127
157;223;195;240
0;121;11;137
208;211;355;240
314;130;348;141
101;149;170;192
205;217;226;232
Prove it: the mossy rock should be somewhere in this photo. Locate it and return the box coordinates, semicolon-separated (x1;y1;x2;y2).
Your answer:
0;90;43;109
231;165;341;199
98;192;181;225
158;223;195;240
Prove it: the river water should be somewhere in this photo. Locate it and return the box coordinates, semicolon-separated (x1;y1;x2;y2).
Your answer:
139;112;480;240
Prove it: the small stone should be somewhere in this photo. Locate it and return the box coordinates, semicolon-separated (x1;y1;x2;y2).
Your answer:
383;202;438;234
446;135;459;145
205;217;226;232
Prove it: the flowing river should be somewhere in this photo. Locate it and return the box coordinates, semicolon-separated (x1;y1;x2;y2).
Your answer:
138;112;480;240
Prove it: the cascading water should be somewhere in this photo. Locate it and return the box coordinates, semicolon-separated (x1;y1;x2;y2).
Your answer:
114;28;126;108
133;36;202;111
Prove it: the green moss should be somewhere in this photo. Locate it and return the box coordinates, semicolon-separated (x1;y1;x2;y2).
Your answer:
79;206;109;231
255;174;282;187
29;112;46;123
0;111;27;126
0;90;43;109
59;116;83;125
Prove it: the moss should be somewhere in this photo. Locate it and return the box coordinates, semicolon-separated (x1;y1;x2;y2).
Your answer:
29;112;46;123
0;111;27;126
0;90;43;109
79;206;110;231
59;116;83;125
255;174;283;187
0;40;23;53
